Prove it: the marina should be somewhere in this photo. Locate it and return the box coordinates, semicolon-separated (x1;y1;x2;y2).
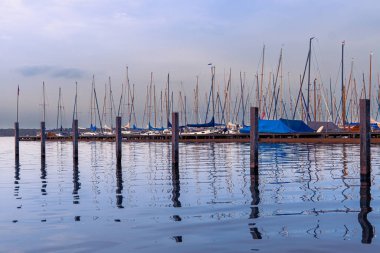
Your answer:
2;1;380;252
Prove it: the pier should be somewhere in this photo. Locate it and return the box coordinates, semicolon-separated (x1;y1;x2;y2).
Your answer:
17;131;380;144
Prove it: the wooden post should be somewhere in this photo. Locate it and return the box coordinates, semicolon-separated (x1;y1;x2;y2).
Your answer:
172;112;179;165
73;119;79;161
116;116;122;162
41;121;46;158
250;107;259;172
15;122;19;158
359;99;370;182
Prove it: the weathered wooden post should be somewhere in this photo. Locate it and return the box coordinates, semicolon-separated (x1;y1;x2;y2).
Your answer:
250;107;259;172
358;98;374;244
15;122;19;158
116;116;122;162
359;99;370;182
172;112;179;165
41;121;46;158
73;119;79;161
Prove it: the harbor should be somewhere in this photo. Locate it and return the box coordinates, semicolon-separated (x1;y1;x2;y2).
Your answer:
1;1;380;252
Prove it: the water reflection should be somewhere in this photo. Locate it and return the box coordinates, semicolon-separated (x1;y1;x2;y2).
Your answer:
14;158;20;202
73;160;81;204
171;164;181;208
116;161;123;208
358;178;374;244
41;157;47;196
249;172;261;239
2;139;380;251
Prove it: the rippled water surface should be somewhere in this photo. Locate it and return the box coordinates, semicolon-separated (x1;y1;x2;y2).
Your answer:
0;137;379;252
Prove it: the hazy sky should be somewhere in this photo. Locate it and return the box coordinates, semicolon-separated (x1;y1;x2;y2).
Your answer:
1;0;380;128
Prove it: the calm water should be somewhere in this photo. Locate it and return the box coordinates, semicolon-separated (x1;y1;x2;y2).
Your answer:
0;137;378;252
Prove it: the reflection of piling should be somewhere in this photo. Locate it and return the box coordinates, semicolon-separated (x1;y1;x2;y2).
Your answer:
116;161;123;208
359;99;370;181
73;119;79;161
172;112;179;165
116;116;122;162
41;121;46;158
250;107;259;172
358;180;374;244
249;171;262;239
73;159;80;204
41;157;47;196
171;163;181;208
15;122;19;158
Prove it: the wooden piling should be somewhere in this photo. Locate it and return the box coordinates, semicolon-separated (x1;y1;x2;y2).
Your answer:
73;119;79;161
41;121;46;158
250;107;259;172
172;112;179;165
116;116;122;162
359;99;370;182
15;122;19;158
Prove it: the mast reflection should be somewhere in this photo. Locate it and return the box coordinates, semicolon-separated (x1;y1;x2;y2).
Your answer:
358;177;374;244
73;160;81;204
249;170;261;239
116;161;124;208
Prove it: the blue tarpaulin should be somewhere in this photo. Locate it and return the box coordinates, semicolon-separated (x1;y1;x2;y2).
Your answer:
187;117;215;128
239;118;314;134
148;122;165;131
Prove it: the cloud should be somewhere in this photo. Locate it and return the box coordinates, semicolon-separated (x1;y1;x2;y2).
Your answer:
18;65;53;76
17;65;85;79
52;68;85;79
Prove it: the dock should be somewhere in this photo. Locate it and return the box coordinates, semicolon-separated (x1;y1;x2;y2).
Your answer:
17;131;380;144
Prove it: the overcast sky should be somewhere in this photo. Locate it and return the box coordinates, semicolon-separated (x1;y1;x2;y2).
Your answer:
1;0;380;128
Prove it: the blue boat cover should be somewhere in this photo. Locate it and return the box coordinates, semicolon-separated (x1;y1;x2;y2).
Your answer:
132;124;145;131
187;117;215;128
148;122;165;131
90;124;97;132
240;118;314;134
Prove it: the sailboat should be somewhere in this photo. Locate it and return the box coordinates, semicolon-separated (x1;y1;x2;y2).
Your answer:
82;75;104;136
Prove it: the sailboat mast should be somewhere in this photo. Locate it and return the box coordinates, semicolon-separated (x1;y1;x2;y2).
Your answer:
196;76;199;124
109;77;114;129
306;37;314;122
341;41;346;127
73;81;78;121
17;85;20;122
57;87;61;129
369;52;373;101
167;73;170;127
260;45;265;116
90;76;94;127
313;79;317;121
212;66;215;119
43;82;46;122
160;90;163;127
154;85;157;127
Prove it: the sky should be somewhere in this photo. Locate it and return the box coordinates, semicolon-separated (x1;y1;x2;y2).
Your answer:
1;0;380;128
